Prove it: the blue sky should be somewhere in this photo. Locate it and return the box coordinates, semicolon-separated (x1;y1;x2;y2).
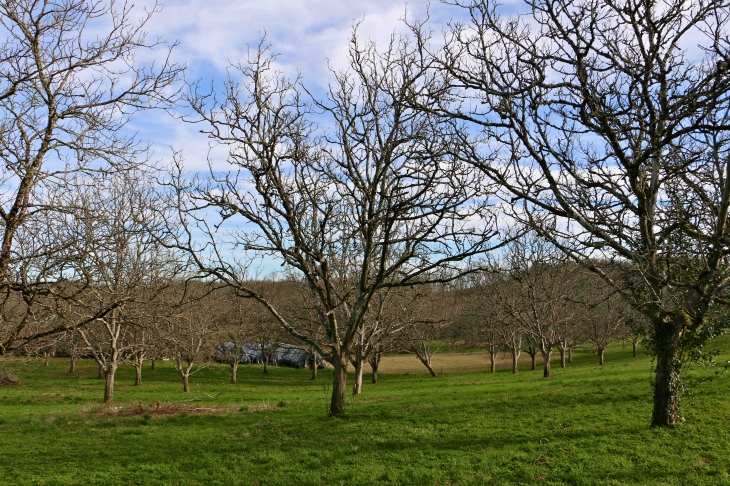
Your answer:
129;1;464;170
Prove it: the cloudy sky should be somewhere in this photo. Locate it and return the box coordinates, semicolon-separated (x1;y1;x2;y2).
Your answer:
128;1;465;170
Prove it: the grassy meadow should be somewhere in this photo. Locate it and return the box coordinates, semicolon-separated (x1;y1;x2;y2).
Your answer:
1;339;730;485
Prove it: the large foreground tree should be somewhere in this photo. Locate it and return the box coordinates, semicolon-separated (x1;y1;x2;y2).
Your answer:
423;0;730;425
172;34;501;416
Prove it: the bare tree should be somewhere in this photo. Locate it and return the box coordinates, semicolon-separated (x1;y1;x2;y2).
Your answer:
72;170;181;403
171;33;501;416
163;284;221;393
0;0;182;354
418;0;730;425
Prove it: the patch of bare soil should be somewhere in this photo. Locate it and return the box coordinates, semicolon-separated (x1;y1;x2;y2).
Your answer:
0;373;19;387
90;402;233;418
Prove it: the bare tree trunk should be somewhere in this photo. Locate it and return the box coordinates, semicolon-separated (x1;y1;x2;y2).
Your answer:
133;352;143;386
568;347;573;363
352;357;363;395
651;316;683;427
263;358;268;374
369;353;380;384
310;349;317;380
598;347;605;366
511;348;519;374
489;345;497;373
418;355;439;378
44;352;50;367
98;362;104;379
632;340;638;358
559;346;566;368
329;354;348;417
151;359;156;370
231;362;238;384
182;373;190;393
68;357;76;374
541;348;553;378
104;366;116;404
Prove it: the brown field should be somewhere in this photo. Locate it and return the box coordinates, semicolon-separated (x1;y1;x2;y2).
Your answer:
377;351;535;375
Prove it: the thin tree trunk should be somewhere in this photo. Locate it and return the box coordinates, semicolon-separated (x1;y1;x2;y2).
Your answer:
44;352;50;367
369;353;380;384
231;362;238;384
98;362;104;379
151;359;156;370
68;357;76;374
133;352;143;386
352;357;363;395
310;349;317;380
263;358;268;374
329;354;348;417
419;355;439;378
632;340;638;358
511;348;519;374
651;316;683;427
598;347;605;366
559;346;566;368
490;346;497;373
568;347;573;363
182;373;190;393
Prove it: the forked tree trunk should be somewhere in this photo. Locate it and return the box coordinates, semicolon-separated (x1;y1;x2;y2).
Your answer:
133;352;143;386
329;354;348;417
511;348;519;374
651;315;683;427
418;355;439;378
598;347;605;366
352;357;363;395
541;348;553;378
68;357;76;374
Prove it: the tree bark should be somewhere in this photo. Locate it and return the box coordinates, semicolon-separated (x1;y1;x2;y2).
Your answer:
231;362;238;384
369;353;380;384
541;349;553;378
68;357;76;374
182;373;190;393
98;362;104;379
352;357;363;395
151;359;156;370
419;356;439;378
511;348;519;374
104;367;116;404
489;345;497;373
632;340;638;358
329;354;348;417
44;352;50;367
651;315;683;427
133;353;143;386
310;349;317;380
559;346;566;368
598;347;605;366
568;347;573;363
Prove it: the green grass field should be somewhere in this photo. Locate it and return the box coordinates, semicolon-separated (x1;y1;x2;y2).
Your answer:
1;339;729;485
